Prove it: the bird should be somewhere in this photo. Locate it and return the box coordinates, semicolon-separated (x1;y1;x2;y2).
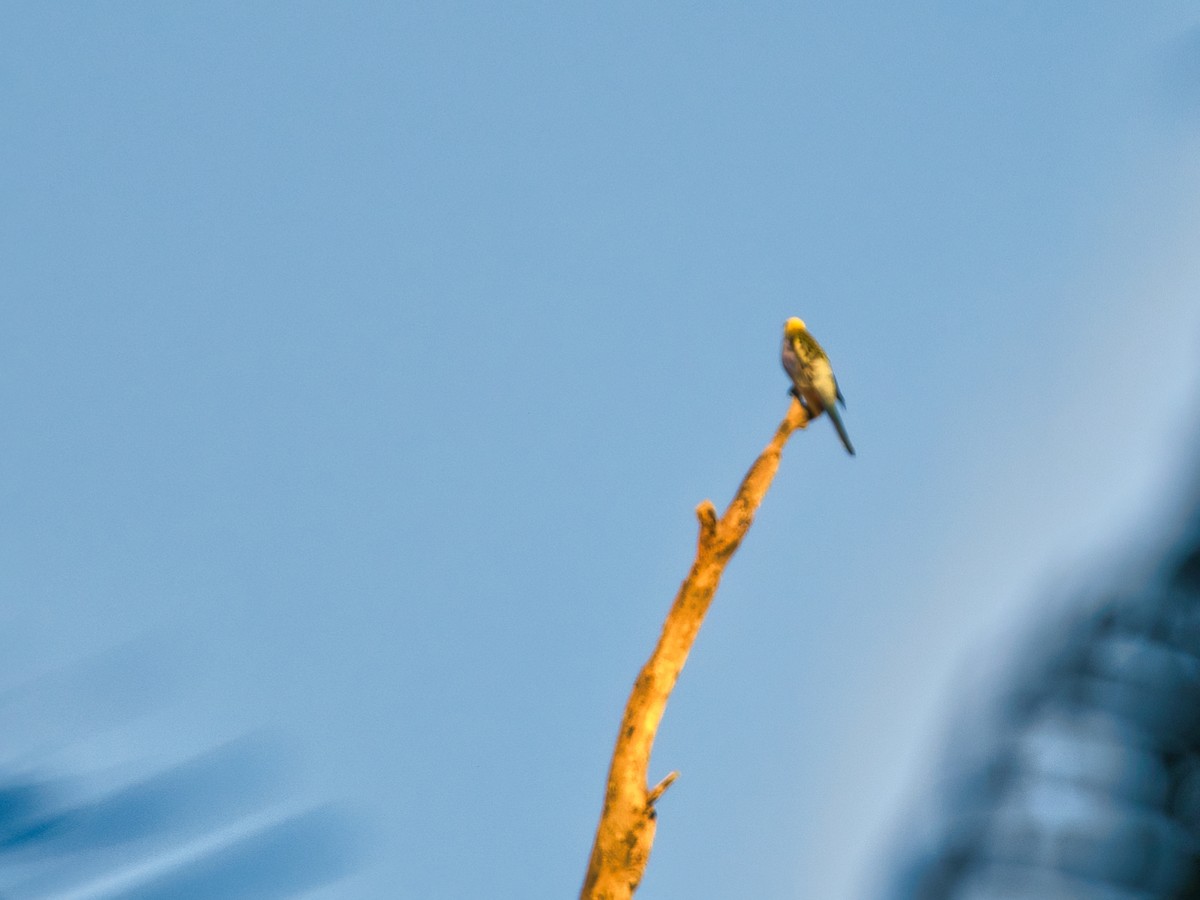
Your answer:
781;317;855;456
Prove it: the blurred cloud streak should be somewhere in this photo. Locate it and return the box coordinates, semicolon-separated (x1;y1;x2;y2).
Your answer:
0;648;362;899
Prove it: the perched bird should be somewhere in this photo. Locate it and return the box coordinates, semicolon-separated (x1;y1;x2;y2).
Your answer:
781;317;855;456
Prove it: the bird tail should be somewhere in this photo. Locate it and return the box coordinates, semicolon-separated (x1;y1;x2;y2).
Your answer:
825;405;855;456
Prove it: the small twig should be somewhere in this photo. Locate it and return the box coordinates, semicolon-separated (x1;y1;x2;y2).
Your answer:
580;398;811;900
646;772;678;808
695;502;718;553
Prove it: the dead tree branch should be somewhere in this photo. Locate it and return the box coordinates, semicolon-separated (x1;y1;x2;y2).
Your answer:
580;397;812;899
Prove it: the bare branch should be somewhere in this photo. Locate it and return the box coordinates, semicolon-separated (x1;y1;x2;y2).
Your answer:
580;397;812;899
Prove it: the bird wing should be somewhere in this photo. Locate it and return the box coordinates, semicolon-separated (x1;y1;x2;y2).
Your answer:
794;329;825;361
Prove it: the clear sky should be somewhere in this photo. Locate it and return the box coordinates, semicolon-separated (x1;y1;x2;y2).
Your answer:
4;3;1200;898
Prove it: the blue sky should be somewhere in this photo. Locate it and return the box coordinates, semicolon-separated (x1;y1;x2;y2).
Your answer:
3;4;1200;897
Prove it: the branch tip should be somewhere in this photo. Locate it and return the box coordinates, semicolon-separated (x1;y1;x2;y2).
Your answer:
647;771;679;807
695;501;718;543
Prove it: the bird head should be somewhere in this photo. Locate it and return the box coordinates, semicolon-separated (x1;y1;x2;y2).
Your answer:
784;317;807;338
